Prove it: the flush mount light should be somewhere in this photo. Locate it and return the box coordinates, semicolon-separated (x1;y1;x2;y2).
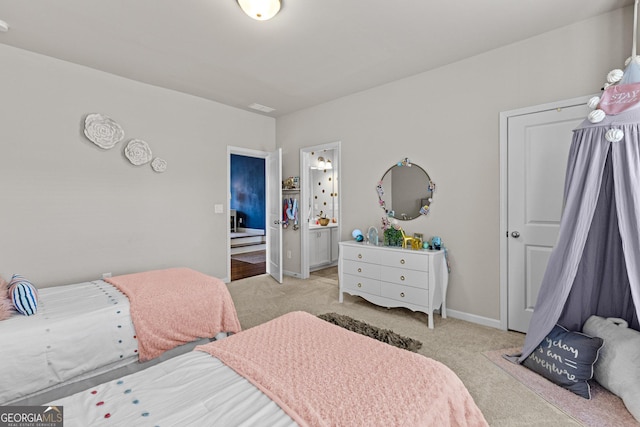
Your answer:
237;0;281;21
0;20;9;32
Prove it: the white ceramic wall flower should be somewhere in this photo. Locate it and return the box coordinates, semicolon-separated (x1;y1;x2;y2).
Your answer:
151;157;167;173
124;139;153;166
83;113;125;149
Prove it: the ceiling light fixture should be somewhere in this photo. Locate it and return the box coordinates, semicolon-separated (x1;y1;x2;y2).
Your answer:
237;0;281;21
317;156;332;170
0;20;9;32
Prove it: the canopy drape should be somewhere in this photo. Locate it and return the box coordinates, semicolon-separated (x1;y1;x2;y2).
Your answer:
519;109;640;362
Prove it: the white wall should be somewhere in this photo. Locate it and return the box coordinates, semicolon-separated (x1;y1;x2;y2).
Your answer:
0;44;275;287
278;7;631;324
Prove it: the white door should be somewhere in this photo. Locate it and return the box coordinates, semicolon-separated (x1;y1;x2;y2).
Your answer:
507;103;589;332
266;148;283;283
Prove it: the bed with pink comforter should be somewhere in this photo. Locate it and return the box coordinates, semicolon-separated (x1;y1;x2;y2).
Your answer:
1;267;240;406
51;311;487;426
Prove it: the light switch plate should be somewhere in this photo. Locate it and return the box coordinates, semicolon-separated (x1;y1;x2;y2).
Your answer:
214;204;223;214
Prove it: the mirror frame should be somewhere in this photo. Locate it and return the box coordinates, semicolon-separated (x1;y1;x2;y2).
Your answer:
377;158;435;220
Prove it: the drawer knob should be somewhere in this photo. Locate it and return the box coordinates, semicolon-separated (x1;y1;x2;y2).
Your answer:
400;292;405;298
357;268;362;273
358;254;363;259
400;259;405;264
400;275;405;281
357;283;362;288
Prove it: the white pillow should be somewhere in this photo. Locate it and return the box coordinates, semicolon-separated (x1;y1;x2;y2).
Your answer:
583;316;640;422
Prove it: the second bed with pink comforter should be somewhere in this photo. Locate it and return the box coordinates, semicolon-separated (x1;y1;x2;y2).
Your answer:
52;311;487;426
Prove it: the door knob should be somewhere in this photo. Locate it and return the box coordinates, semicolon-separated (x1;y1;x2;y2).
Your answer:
511;231;520;238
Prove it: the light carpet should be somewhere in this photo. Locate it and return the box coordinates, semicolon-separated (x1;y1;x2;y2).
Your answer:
484;347;638;427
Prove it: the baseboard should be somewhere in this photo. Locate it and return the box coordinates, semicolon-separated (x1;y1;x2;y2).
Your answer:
283;270;302;278
445;309;501;330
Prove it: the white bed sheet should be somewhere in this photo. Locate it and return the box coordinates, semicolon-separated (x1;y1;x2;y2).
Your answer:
50;351;296;427
0;280;138;404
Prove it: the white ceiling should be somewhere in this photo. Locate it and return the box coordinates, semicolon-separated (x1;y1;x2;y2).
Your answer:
0;0;633;116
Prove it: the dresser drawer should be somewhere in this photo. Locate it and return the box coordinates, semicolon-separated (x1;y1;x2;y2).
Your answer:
342;274;381;295
382;250;428;272
380;282;428;306
341;245;382;264
342;259;380;280
380;266;429;289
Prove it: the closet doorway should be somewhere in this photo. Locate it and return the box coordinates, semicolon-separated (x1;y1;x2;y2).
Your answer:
227;147;282;283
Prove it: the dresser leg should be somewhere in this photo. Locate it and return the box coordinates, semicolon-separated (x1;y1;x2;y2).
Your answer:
428;313;434;329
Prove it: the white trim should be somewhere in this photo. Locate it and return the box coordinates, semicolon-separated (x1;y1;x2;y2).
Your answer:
445;309;502;330
283;270;302;278
498;95;592;331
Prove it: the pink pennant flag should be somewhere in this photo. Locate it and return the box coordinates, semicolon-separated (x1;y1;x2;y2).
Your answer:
598;82;640;115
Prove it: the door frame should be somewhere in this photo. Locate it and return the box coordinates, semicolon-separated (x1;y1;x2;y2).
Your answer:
227;146;275;283
300;141;342;279
498;95;591;330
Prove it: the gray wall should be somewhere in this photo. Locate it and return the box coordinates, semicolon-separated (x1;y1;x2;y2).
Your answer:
278;7;631;325
0;44;275;287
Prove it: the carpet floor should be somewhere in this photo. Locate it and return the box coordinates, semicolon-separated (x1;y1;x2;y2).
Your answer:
227;272;592;426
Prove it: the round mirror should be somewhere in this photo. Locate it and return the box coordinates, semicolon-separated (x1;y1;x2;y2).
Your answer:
377;160;434;220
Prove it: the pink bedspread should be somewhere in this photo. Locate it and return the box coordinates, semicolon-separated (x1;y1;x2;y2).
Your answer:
106;268;241;362
196;311;488;427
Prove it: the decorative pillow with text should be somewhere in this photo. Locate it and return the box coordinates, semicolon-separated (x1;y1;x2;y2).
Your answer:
523;324;604;399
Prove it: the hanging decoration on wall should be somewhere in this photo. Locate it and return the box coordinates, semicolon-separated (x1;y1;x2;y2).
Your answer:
151;157;167;173
81;114;168;173
83;113;125;149
124;139;153;166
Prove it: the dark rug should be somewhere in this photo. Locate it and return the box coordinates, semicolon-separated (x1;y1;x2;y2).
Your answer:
231;250;266;264
317;312;422;352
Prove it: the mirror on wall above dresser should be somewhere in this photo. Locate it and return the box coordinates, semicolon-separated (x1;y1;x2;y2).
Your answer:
377;158;435;220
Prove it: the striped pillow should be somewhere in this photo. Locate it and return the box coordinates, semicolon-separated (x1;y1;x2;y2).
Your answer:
8;274;38;316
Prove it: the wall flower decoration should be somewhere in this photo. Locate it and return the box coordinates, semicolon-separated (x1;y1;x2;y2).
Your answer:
151;157;167;173
83;113;125;149
124;139;153;166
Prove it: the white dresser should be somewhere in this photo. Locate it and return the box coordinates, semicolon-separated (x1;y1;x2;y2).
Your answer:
338;241;448;329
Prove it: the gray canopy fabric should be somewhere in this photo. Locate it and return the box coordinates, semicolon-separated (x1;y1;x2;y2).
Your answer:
518;107;640;362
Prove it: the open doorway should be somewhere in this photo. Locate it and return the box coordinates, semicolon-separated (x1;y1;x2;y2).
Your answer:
229;153;266;280
227;146;283;283
300;141;342;279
